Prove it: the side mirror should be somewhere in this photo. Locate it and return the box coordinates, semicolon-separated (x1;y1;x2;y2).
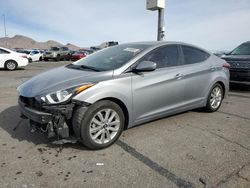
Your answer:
134;61;157;72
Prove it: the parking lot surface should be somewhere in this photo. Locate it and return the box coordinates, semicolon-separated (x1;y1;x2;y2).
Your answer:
0;61;250;188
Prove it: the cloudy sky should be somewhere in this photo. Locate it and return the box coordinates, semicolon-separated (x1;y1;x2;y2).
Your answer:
0;0;250;50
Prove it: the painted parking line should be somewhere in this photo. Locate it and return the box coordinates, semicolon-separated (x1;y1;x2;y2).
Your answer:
186;124;250;151
116;140;194;188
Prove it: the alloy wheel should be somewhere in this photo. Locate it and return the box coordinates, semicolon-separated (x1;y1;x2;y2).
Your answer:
89;109;120;144
209;86;222;109
6;61;16;70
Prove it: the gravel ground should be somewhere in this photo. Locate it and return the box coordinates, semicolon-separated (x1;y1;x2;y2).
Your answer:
0;61;250;188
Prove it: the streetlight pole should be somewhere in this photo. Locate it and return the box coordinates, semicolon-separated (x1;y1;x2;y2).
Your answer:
147;0;165;41
157;8;165;41
3;14;7;38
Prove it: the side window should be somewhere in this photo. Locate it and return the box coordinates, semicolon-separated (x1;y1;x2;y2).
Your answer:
61;47;68;51
0;49;10;54
182;46;210;65
32;51;39;54
140;45;179;69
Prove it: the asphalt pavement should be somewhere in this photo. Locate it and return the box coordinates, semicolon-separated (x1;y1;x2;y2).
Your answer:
0;61;249;188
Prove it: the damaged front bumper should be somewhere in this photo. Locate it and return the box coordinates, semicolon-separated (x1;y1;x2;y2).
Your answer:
18;96;81;139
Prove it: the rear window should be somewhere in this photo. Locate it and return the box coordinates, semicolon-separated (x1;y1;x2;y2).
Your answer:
0;49;10;54
182;46;210;65
50;47;60;51
61;47;69;51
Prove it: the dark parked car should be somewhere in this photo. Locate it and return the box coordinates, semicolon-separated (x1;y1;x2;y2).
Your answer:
222;42;250;84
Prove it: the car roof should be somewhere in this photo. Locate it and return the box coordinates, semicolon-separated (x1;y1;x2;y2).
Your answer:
120;41;211;54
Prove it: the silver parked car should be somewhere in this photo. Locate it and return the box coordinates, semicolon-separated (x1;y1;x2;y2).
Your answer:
18;42;230;149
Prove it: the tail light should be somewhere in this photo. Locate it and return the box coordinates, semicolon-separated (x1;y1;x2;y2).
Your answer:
20;55;27;58
223;62;230;69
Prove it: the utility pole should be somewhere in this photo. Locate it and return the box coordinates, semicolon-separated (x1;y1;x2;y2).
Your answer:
146;0;165;41
3;14;7;38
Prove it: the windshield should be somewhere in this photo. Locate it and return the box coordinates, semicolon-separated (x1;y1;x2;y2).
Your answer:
50;47;60;51
231;43;250;55
73;44;150;71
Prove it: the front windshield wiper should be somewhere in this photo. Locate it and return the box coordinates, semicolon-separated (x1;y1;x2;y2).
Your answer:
80;65;102;72
66;64;103;72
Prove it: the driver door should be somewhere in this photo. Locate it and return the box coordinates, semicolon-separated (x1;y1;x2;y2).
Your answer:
131;45;187;124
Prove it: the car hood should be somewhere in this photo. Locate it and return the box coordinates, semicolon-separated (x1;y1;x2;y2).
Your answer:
18;66;113;97
222;55;250;61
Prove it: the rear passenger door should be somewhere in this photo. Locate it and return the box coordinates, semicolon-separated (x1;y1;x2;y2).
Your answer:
179;45;212;105
132;45;187;123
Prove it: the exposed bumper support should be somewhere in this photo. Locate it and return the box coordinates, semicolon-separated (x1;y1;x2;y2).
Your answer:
18;100;53;124
18;98;75;138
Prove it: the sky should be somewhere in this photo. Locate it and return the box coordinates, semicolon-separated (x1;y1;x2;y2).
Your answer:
0;0;250;51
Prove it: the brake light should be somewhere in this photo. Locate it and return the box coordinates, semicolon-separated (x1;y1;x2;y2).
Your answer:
223;62;230;69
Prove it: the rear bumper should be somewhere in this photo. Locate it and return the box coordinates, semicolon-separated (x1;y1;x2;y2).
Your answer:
18;99;53;124
43;54;57;59
18;58;29;67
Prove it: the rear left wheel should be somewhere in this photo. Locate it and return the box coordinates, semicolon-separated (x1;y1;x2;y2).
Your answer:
5;60;17;71
205;83;223;112
72;100;124;150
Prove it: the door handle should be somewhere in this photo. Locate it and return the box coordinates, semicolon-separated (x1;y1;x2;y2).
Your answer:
210;66;216;71
175;73;184;79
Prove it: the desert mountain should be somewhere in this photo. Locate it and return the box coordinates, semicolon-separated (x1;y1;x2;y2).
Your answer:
0;35;81;50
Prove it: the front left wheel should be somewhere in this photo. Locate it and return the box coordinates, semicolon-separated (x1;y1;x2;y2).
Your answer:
72;100;125;150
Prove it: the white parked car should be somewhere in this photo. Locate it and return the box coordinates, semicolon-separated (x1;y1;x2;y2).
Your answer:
0;47;29;70
27;50;43;62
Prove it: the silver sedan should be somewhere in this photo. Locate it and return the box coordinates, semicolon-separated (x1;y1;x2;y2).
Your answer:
18;41;230;149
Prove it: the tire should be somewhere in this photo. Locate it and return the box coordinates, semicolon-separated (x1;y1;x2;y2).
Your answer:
66;54;71;61
56;55;60;61
205;83;224;112
72;100;125;150
28;58;32;63
39;56;43;61
4;60;17;71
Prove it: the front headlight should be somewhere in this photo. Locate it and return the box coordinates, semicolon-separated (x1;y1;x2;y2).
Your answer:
36;83;95;104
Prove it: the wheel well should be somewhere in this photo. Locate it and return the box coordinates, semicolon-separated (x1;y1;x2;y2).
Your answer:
5;59;17;64
99;97;129;130
216;81;225;98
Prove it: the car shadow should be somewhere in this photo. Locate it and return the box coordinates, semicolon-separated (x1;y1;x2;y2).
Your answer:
230;83;250;92
0;105;88;150
0;67;25;71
